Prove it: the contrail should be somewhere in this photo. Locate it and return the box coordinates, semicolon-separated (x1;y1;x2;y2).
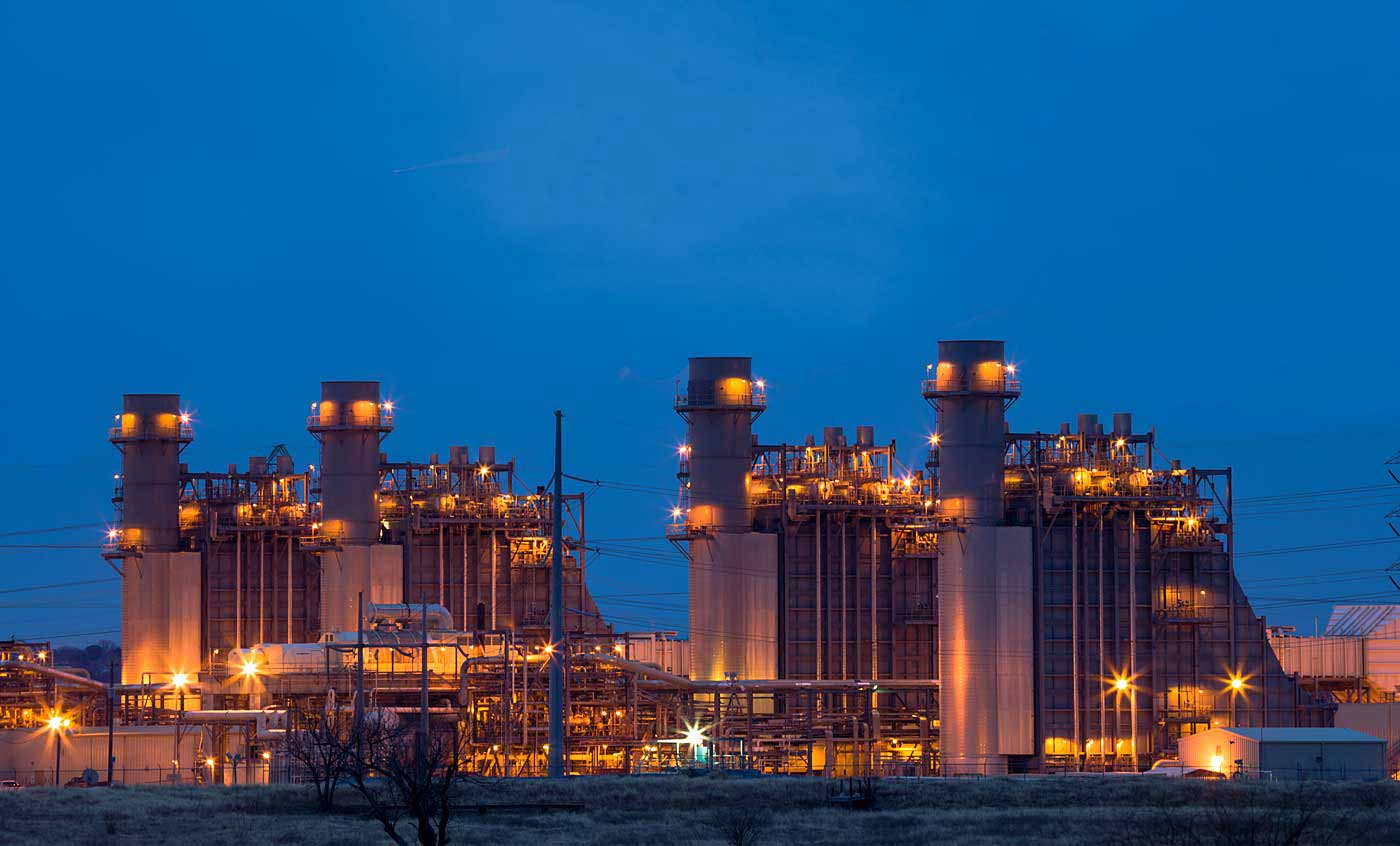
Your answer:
392;148;509;174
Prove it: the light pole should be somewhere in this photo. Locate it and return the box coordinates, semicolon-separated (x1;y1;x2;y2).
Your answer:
47;714;71;786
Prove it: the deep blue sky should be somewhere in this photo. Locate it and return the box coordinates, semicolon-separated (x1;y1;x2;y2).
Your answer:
2;3;1398;644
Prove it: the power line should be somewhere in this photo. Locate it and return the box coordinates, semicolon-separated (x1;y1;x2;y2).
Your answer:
0;578;119;596
0;522;107;538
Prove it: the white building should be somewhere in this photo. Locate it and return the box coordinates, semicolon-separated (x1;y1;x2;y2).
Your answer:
1177;727;1387;781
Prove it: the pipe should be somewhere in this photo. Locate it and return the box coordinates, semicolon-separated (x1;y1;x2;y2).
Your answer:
0;661;108;693
366;602;454;631
580;653;939;692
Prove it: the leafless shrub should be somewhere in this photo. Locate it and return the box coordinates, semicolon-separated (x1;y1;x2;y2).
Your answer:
1115;781;1367;846
707;805;770;846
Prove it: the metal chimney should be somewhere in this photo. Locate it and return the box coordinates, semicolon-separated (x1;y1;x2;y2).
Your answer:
923;341;1016;523
309;381;391;545
678;358;763;532
111;394;189;551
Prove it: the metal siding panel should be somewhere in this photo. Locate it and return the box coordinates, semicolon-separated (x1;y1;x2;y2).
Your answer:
996;526;1034;756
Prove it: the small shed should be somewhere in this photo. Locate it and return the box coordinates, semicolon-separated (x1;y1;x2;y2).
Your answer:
1177;727;1387;781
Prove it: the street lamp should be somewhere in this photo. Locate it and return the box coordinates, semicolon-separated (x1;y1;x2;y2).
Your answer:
169;673;191;784
47;714;71;786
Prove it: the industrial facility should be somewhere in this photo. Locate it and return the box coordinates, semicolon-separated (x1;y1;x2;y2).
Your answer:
672;342;1333;775
0;340;1366;783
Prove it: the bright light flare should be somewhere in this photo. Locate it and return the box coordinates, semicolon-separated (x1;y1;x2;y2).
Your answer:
1114;677;1130;693
240;660;259;678
46;715;70;731
681;722;709;748
1229;676;1245;691
178;412;191;425
670;507;683;519
106;528;120;541
381;400;394;412
1005;364;1017;376
170;672;189;689
755;379;766;391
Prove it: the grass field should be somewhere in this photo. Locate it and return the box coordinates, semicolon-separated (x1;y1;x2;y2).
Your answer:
0;775;1395;845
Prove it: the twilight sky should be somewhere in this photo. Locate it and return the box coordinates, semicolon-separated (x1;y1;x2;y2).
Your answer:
1;2;1398;643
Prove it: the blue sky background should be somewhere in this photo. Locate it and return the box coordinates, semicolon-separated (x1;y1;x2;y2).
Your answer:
2;2;1398;643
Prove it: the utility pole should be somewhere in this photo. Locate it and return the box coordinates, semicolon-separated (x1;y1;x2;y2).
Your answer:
548;410;565;778
107;656;116;784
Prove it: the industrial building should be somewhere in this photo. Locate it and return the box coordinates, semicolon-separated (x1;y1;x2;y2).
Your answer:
0;341;1349;781
1270;605;1400;702
1177;727;1388;780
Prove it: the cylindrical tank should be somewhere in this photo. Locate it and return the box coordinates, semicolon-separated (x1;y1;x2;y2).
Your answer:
1077;414;1098;436
924;341;1014;523
111;394;188;551
1112;413;1133;437
680;357;760;532
310;381;390;545
855;425;875;448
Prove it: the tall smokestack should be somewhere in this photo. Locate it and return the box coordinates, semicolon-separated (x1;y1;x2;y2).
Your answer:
111;394;196;683
678;357;775;681
923;340;1032;775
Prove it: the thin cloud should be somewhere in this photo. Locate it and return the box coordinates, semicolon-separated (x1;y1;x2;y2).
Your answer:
392;148;509;174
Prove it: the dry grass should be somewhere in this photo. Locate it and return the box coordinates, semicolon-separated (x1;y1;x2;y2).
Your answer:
0;776;1394;845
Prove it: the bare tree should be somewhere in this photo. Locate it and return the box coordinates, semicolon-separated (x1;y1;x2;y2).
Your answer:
340;712;462;846
284;704;355;811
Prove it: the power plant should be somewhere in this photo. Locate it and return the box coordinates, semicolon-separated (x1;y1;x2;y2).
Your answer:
0;341;1357;782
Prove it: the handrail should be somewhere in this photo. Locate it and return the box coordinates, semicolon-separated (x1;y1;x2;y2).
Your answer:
306;409;393;429
108;421;193;441
674;388;767;409
921;376;1021;396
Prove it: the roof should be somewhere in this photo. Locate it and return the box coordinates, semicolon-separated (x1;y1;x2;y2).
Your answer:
1324;605;1400;637
1200;727;1383;744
